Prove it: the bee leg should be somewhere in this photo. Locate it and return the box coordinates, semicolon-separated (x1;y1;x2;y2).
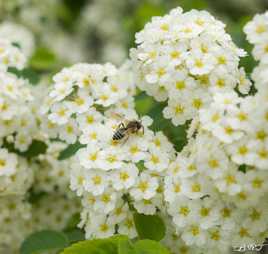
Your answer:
119;123;125;128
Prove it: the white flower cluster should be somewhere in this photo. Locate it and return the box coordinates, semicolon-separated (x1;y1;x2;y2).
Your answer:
34;141;74;197
244;11;268;91
0;39;26;71
164;94;268;253
75;121;175;239
0;26;82;252
46;61;178;239
0;196;32;253
0;39;35;197
159;13;268;253
31;194;80;232
43;62;135;144
131;7;251;126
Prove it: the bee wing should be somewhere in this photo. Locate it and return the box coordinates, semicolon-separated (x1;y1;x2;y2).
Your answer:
108;112;130;126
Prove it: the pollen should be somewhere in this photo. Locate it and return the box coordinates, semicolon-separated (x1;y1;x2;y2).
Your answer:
190;225;200;236
208;159;219;169
88;152;98;161
107;155;117;163
130;145;139;154
255;24;266;34
192;98;203;109
101;194;111;203
179;206;190;216
174;104;184;114
238;145;248;155
251;178;263;189
210;230;220;241
151;155;160;164
138;181;149;192
0;159;6;168
194;59;204;68
239;227;249;237
100;223;109;232
92;175;102;185
217;56;226;65
221;207;231;218
174;183;181;193
170;51;180;59
86;115;94;124
191;183;201;192
157;67;166;77
176;81;186;90
225;175;237;185
119;171;129;181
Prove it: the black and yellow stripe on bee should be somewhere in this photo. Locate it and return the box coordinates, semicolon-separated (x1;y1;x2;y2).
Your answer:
112;129;125;140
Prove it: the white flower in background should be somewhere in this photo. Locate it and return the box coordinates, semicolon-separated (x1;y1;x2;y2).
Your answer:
0;22;35;57
0;197;32;253
0;39;26;71
244;12;268;44
0;148;17;176
131;7;247;126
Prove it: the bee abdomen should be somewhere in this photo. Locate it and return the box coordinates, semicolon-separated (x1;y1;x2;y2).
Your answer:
113;131;125;140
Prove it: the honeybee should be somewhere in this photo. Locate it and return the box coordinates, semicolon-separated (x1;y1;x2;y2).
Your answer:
113;120;144;142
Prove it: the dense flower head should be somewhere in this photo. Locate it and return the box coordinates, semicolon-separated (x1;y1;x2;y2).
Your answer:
31;194;81;231
0;196;32;253
47;62;177;239
164;87;268;253
162;88;268;252
131;7;249;126
244;11;268;92
0;39;26;71
0;149;33;196
73;115;175;239
34;141;74;197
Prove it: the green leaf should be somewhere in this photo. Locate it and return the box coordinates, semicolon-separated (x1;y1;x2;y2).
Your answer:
64;229;85;243
65;213;81;230
20;230;69;254
118;239;137;254
22;140;48;158
134;240;170;254
133;213;166;241
61;235;128;254
3;139;47;159
8;67;40;85
58;142;86;160
29;47;57;71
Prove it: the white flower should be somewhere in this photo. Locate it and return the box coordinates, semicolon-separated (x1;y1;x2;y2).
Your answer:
111;163;138;191
244;13;268;44
182;176;209;199
181;223;207;246
168;197;195;228
0;149;17;176
117;213;137;238
133;195;161;215
144;148;169;172
84;170;109;196
48;102;72;125
130;172;158;200
59;119;79;144
215;169;243;195
186;52;215;75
